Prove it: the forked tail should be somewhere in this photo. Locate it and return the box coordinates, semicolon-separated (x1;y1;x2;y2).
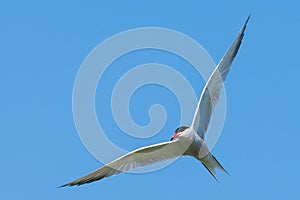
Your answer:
199;154;229;182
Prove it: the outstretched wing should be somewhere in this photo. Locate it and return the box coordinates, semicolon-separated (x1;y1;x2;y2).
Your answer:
191;16;250;139
59;140;185;187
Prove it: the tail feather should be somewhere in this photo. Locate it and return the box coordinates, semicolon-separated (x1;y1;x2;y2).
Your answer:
212;154;229;175
202;162;219;182
200;154;228;182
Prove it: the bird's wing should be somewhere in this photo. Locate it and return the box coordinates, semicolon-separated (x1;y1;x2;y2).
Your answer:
59;139;185;187
191;16;250;139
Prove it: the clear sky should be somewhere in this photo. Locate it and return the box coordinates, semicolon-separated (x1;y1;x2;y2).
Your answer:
1;1;300;199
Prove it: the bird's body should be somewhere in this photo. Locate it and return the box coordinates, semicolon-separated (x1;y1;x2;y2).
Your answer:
175;127;228;181
60;16;249;187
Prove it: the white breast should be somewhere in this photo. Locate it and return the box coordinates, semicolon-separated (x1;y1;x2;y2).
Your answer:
180;128;210;159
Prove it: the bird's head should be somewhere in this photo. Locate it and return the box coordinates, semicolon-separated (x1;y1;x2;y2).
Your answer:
170;126;189;141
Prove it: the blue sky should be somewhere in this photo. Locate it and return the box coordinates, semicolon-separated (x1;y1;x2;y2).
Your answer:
1;0;300;199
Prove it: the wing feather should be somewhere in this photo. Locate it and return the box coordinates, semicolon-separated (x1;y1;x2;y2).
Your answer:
59;140;185;187
191;16;250;139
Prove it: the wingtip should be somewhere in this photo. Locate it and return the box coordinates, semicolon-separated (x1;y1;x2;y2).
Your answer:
235;14;250;42
241;14;251;32
57;183;69;188
246;14;251;24
58;182;77;188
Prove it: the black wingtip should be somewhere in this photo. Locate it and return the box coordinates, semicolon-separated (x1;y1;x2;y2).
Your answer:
57;183;69;188
58;182;76;188
240;14;251;34
246;14;251;24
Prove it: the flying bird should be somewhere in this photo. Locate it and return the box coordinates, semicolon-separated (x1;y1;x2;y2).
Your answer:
60;16;249;187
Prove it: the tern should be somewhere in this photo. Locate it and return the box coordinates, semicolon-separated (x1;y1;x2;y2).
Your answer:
60;16;249;187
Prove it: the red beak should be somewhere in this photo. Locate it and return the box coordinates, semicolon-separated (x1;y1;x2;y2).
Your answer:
170;133;179;141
